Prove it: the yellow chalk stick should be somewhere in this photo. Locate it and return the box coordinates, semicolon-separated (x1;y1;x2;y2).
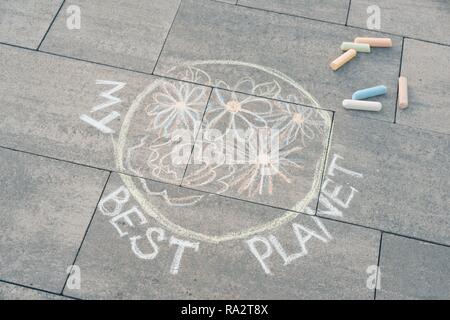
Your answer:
341;42;371;53
354;37;392;47
398;76;408;109
330;49;357;71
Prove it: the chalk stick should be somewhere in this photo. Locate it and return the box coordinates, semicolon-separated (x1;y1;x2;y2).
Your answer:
342;99;382;111
330;49;357;71
354;37;392;47
398;76;408;109
341;42;371;53
352;85;387;100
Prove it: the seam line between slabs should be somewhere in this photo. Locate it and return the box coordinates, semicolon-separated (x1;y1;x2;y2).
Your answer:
374;232;383;300
37;0;66;50
60;171;112;295
394;37;405;124
151;0;183;75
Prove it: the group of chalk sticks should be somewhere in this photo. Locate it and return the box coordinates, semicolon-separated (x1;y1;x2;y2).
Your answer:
330;37;409;111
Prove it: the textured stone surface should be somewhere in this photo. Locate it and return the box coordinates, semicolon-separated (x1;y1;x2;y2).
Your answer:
239;0;351;24
217;0;237;4
377;234;450;300
0;282;69;300
396;39;450;135
0;0;63;48
1;0;449;300
348;0;450;45
0;45;210;184
318;113;450;245
0;148;108;292
65;173;380;299
155;0;402;122
41;0;180;73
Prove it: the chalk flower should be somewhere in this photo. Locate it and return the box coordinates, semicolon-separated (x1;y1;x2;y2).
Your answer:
146;81;208;136
229;147;304;196
204;80;275;135
267;96;328;146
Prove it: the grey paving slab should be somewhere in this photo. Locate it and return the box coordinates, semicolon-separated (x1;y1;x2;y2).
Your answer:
348;0;450;45
182;89;332;213
0;148;108;292
41;0;180;73
377;234;450;300
64;172;380;299
0;0;63;49
318;113;450;245
0;44;210;185
396;39;450;135
0;282;69;300
154;0;402;122
216;0;237;4
238;0;351;24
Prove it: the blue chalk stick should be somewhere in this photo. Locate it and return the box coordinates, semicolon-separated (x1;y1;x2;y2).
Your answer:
352;85;387;100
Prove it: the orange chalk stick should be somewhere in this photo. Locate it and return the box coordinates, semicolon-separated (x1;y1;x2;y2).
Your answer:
398;76;408;109
354;37;392;47
330;49;357;71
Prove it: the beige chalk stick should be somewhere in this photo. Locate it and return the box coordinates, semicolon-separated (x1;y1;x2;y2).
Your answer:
330;49;357;71
398;76;408;109
354;37;392;47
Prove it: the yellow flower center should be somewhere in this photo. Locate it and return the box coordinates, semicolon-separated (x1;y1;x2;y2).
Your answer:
225;100;241;113
174;101;187;109
257;153;271;165
292;112;305;125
